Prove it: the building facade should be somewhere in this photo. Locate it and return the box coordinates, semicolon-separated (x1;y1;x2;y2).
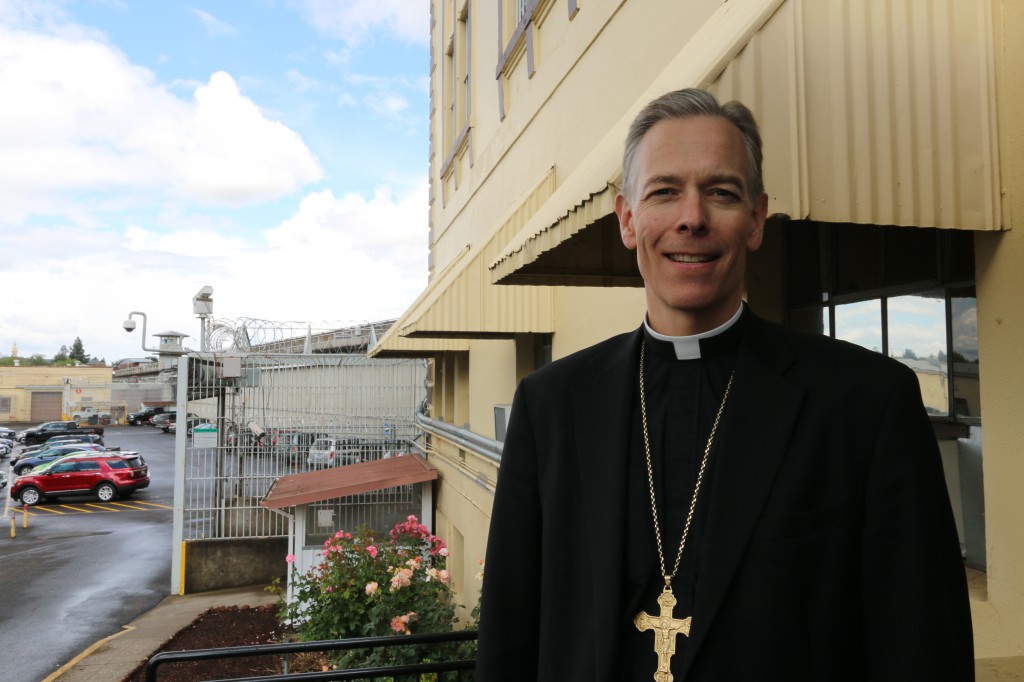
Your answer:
372;0;1024;668
0;365;114;422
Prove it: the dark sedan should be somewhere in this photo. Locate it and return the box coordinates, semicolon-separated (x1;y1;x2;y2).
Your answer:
11;443;106;476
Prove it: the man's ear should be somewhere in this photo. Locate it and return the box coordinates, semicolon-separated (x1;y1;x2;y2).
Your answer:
747;192;768;252
616;193;637;250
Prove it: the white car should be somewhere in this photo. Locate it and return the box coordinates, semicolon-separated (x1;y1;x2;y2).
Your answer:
306;437;363;468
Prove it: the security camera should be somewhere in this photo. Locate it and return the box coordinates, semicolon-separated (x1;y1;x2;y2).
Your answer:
123;319;137;332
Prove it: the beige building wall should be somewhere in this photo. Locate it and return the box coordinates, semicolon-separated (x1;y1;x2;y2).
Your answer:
970;0;1024;662
376;0;1024;668
0;366;113;422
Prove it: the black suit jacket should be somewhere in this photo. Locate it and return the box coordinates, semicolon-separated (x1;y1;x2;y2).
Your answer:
475;313;973;681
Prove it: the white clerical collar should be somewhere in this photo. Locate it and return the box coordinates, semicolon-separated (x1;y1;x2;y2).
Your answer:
643;305;744;360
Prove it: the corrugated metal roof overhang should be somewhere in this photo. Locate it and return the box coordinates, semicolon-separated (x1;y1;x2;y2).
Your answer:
489;0;1002;286
489;0;784;285
260;454;438;509
371;236;555;357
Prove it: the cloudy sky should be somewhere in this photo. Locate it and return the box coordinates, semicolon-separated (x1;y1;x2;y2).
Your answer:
0;0;430;363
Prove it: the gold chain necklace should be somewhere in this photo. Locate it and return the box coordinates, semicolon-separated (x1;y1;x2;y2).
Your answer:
633;339;734;682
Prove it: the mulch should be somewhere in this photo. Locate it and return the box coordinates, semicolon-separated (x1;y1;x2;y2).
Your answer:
119;604;328;682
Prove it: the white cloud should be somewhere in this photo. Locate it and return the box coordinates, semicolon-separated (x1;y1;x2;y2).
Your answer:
189;7;238;37
0;25;322;222
294;0;429;48
0;180;428;360
366;92;409;117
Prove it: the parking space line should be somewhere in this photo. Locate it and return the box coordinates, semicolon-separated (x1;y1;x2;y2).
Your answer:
129;501;174;509
108;502;146;510
33;507;65;514
84;504;113;511
55;505;95;513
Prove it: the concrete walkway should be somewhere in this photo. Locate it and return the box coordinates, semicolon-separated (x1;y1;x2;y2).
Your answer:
45;584;277;682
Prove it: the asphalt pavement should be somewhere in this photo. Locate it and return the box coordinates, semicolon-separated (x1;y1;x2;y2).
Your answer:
44;583;277;682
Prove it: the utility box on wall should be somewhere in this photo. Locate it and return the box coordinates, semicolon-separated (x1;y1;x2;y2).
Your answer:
217;356;242;379
494;404;512;442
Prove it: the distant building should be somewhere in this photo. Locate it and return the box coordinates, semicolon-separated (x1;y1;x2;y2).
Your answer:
0;365;114;422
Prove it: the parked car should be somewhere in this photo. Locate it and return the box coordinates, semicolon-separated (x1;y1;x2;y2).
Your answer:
307;437;364;468
0;426;15;440
162;413;199;433
0;469;7;490
43;433;105;447
18;421;104;445
127;406;170;425
11;443;106;476
268;430;325;462
71;407;111;422
10;452;149;505
150;412;176;429
0;440;12;458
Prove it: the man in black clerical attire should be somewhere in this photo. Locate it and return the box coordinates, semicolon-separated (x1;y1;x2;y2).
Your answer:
474;88;974;681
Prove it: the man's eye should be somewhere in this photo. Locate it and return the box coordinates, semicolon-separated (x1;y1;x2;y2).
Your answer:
709;188;739;200
648;188;674;197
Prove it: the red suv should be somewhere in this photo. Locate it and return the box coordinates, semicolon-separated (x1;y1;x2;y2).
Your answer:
10;453;149;505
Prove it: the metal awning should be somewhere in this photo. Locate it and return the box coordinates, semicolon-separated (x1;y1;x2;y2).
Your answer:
260;454;438;509
371;238;555;358
490;0;1001;291
487;0;784;286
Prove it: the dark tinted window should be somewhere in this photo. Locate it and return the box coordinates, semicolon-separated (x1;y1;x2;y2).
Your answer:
105;459;128;469
75;461;101;471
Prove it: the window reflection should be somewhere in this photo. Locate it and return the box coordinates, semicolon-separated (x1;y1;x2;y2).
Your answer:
834;300;882;353
888;293;948;416
951;293;980;423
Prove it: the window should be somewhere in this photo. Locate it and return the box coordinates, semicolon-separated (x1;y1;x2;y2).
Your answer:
440;0;471;192
496;0;579;119
0;397;10;412
785;222;978;422
785;221;984;569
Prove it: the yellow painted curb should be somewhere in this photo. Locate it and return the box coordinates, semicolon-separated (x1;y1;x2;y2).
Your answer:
40;625;136;681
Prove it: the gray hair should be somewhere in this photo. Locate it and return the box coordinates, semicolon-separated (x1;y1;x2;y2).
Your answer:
621;88;764;204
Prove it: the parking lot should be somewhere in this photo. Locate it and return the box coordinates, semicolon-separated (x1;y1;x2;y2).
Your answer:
0;425;176;682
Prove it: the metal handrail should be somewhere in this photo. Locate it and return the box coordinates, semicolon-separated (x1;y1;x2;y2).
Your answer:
146;629;478;682
414;413;502;463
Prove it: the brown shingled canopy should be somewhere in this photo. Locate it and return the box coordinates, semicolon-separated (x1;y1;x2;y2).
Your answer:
260;453;438;510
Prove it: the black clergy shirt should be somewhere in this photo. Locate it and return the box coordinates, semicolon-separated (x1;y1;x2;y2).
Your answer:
621;306;746;680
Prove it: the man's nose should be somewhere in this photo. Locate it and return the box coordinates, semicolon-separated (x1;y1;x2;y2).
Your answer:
673;191;708;233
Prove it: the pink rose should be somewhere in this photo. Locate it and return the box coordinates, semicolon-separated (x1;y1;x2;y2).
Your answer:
366;545;378;558
285;554;296;564
365;581;379;596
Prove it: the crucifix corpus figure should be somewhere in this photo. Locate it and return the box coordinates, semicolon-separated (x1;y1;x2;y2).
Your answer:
634;585;691;682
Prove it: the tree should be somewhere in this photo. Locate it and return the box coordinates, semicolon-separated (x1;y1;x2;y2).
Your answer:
69;337;89;363
54;345;69;362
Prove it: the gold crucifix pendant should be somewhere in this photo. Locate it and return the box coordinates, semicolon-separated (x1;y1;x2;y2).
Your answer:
634;584;691;682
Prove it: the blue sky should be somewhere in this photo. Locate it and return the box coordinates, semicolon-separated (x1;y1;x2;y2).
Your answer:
0;0;431;362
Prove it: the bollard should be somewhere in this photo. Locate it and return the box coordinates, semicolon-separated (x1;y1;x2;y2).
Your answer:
9;515;14;538
23;505;28;529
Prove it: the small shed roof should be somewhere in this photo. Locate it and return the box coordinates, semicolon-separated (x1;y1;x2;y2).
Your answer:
260;454;438;510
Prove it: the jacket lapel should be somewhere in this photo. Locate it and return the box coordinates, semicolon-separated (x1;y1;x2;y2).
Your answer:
571;328;642;679
680;315;806;677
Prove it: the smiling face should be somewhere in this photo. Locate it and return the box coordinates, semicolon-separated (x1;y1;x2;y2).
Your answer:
616;115;768;336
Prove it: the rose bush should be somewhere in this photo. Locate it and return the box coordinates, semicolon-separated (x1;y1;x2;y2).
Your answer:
277;515;476;672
